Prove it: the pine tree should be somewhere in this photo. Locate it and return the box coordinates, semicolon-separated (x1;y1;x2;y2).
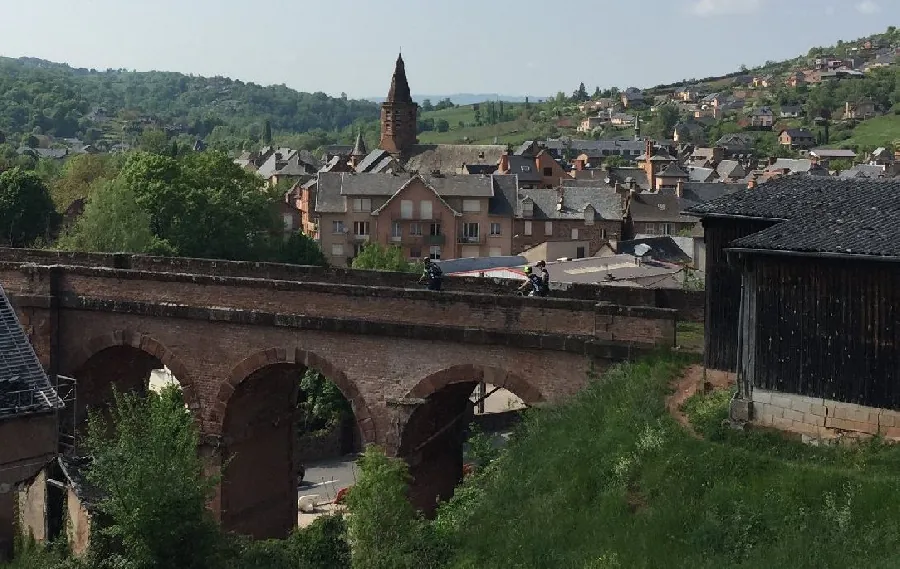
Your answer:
262;119;273;145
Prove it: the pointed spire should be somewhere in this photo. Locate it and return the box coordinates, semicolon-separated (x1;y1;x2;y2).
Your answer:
387;53;413;104
351;129;367;157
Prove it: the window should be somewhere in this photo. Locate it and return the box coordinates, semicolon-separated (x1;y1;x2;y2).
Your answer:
420;200;433;219
542;167;553;177
353;221;370;236
462;222;479;242
644;224;657;235
600;228;607;239
400;200;414;219
524;221;532;236
409;222;422;236
662;223;674;235
352;198;371;212
490;222;502;236
430;223;441;236
332;220;345;234
331;244;344;256
429;245;442;260
391;222;402;240
576;246;586;258
544;221;553;235
571;228;579;240
489;247;502;257
282;213;294;231
410;248;421;259
462;199;481;213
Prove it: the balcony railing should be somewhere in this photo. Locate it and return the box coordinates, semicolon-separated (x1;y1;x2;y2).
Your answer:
457;234;484;244
392;212;444;222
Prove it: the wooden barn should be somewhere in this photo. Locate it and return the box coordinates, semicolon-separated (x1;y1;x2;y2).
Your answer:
686;177;900;371
689;178;900;439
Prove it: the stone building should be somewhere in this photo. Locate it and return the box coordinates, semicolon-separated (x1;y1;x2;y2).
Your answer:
0;286;62;560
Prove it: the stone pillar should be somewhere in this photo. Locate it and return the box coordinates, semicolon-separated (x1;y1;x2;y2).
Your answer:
198;434;224;523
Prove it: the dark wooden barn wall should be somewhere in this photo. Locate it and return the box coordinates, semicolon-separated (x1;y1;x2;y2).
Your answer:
749;255;900;409
703;218;776;371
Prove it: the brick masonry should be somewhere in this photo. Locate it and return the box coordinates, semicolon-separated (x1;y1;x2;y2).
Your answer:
0;248;706;321
0;260;676;539
750;388;900;441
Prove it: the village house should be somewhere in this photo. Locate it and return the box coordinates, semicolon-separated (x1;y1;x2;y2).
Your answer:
779;105;802;118
749;106;775;129
778;128;816;149
0;288;63;560
751;75;774;89
314;172;518;265
624;191;698;238
674;86;700;102
578;98;615;113
784;71;806;87
578;115;608;133
688;178;900;442
809;148;857;166
513;186;624;258
841;99;878;120
620;88;645;108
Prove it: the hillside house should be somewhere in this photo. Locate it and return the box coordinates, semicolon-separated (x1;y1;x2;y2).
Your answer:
693;179;900;442
778;128;815;149
749;107;775;129
0;288;62;560
784;71;806;87
620;88;645;108
625;191;697;238
841;99;878;120
779;105;802;118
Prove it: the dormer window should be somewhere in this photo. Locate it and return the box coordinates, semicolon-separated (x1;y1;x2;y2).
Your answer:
521;165;531;172
657;203;666;211
522;198;534;218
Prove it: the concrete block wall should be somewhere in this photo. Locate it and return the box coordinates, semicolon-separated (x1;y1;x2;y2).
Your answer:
751;388;900;440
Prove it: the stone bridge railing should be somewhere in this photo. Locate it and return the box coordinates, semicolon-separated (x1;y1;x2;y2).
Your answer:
0;248;705;321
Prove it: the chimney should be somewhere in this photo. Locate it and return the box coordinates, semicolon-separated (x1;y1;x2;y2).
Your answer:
747;178;757;189
614;182;623;194
644;138;656;191
574;158;585;171
675;180;684;198
768;156;778;166
499;151;510;173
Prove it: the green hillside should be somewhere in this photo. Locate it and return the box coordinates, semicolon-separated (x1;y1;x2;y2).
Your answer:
0;57;379;150
439;354;900;568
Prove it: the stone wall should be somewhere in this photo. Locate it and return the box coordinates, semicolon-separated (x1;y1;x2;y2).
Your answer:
750;388;900;441
0;248;705;321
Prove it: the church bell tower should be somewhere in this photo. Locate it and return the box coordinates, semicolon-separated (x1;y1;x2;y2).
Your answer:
379;53;418;156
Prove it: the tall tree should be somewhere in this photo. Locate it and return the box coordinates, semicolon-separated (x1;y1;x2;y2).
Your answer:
263;119;273;145
84;386;221;569
351;243;419;273
0;167;58;246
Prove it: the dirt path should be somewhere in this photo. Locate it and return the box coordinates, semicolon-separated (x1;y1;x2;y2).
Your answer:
666;365;735;438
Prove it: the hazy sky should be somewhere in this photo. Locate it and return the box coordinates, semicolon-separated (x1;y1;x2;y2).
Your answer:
0;0;895;97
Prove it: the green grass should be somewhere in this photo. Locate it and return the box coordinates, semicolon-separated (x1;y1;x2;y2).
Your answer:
675;321;704;353
441;353;900;569
417;103;547;145
828;113;900;149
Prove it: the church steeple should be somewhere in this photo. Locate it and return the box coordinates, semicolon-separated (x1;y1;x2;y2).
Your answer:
379;53;418;156
387;53;413;104
350;129;367;169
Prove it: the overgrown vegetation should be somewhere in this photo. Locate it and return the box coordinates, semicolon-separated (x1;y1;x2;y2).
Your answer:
351;243;422;273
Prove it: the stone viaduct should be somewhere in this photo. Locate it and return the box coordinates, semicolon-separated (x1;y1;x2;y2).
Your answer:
0;249;685;539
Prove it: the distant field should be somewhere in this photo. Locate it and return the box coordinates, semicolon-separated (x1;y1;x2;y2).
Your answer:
417;103;547;145
831;113;900;149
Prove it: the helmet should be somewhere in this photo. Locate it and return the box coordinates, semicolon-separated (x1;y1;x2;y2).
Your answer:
524;266;533;274
422;257;431;264
536;260;546;268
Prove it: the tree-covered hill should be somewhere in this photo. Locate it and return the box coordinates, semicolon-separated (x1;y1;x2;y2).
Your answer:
0;56;379;145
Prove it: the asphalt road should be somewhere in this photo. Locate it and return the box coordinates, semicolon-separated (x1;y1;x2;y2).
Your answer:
298;454;360;503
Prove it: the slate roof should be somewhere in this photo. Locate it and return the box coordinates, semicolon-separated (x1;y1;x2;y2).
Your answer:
355;149;389;173
315;172;499;213
688;167;717;183
541;138;646;157
488;175;518;216
685;177;900;221
629;193;698;223
681;182;744;204
838;164;888;179
607;167;650;190
658;163;689;178
436;256;528;274
716;160;746;179
403;144;506;174
464;164;498;175
0;286;62;418
506;155;542;182
519;187;623;221
617;236;692;264
57;456;102;512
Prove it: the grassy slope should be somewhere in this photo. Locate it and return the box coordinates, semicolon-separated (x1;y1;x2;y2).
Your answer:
417;103;545;145
447;354;900;569
830;113;900;149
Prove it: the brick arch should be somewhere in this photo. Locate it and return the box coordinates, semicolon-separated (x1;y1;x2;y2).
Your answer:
406;363;545;405
69;330;201;416
212;347;375;443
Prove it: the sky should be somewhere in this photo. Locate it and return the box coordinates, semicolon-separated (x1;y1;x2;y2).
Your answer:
0;0;896;98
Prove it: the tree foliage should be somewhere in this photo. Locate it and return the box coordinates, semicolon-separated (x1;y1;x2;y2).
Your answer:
351;243;420;273
0;167;58;246
299;368;353;432
84;386;221;569
49;153;123;211
346;447;445;569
